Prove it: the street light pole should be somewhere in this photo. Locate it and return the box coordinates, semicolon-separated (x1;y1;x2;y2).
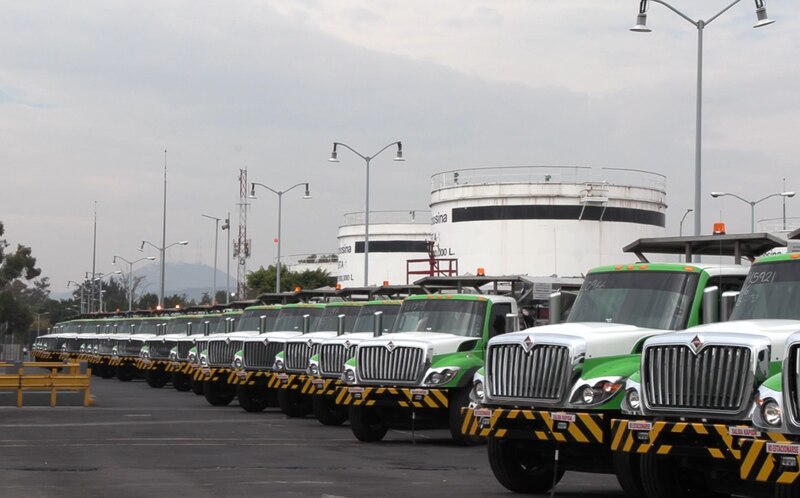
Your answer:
113;255;156;311
710;191;795;233
329;141;404;285
222;214;231;304
94;271;122;313
631;0;775;239
249;182;311;293
141;239;189;308
202;214;222;304
679;208;693;236
161;150;168;309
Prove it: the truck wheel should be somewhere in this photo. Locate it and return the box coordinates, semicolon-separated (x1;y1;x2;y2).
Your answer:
312;394;348;426
349;405;388;442
100;364;115;379
191;378;204;395
172;372;191;392
640;453;722;498
448;386;484;446
203;380;234;406
277;389;311;417
237;384;270;412
146;370;168;388
612;451;646;498
487;437;563;493
776;483;800;498
117;364;134;382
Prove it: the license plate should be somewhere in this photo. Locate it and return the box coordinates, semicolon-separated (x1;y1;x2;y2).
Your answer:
349;387;364;394
311;379;325;386
551;412;576;423
474;408;492;418
628;421;652;432
410;389;429;397
277;373;288;381
728;426;760;438
236;370;247;379
201;368;211;376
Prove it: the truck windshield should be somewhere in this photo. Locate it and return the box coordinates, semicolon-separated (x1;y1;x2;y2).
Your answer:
392;299;487;338
567;271;699;330
273;307;324;332
237;309;280;332
353;305;401;333
315;306;362;333
730;261;800;320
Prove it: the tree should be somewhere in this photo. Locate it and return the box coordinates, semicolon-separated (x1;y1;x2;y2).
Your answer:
247;265;336;296
0;221;42;341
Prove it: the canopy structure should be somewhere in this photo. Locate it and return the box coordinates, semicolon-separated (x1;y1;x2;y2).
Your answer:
623;233;786;264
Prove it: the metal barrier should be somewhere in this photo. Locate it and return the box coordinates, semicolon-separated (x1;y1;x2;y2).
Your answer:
0;361;93;407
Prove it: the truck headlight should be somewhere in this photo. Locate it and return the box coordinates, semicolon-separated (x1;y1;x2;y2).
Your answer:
199;355;209;367
469;380;485;404
423;367;460;387
274;359;284;372
308;361;320;376
571;378;623;406
188;352;197;363
169;351;178;361
762;399;783;427
625;388;641;411
232;357;244;370
342;367;356;384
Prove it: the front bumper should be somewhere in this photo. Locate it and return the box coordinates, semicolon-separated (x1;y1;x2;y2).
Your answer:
336;386;450;409
739;434;799;484
461;407;605;444
610;418;762;462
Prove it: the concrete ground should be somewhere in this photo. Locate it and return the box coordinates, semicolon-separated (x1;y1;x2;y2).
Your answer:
0;376;626;498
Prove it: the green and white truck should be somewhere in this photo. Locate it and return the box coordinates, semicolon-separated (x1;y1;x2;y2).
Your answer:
339;275;578;445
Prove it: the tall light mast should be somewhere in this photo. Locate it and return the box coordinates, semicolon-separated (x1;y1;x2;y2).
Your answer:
234;168;251;299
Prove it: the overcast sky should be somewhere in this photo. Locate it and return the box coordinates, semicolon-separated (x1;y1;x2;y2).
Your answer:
2;0;799;293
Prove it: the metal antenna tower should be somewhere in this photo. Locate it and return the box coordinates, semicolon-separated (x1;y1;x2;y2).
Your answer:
234;168;251;299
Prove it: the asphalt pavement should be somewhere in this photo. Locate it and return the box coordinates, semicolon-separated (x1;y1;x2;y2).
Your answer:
0;376;626;498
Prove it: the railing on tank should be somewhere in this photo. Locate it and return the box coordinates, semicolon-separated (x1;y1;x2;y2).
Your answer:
341;210;432;227
430;166;667;193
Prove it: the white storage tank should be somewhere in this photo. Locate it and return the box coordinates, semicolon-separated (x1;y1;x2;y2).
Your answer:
337;210;432;287
429;166;667;277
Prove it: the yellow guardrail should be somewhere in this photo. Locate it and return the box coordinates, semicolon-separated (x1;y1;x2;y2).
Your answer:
0;361;93;407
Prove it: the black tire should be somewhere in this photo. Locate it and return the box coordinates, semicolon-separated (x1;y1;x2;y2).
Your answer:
172;372;192;392
146;370;168;388
612;451;646;498
277;389;312;418
237;384;271;413
311;393;348;426
640;452;725;498
100;364;115;379
191;378;204;396
203;380;234;407
448;386;484;446
349;404;388;442
776;483;800;498
117;364;134;382
487;437;564;494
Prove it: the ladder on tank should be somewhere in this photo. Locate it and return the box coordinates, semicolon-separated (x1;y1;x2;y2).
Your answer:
578;182;609;221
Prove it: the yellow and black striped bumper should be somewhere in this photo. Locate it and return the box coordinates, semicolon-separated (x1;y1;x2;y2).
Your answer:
739;435;799;484
276;373;318;395
460;407;605;444
231;370;281;387
165;361;193;374
610;419;760;461
193;367;242;384
312;379;344;398
336;386;449;409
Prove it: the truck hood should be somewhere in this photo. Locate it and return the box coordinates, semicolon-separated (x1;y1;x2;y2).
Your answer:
659;319;800;362
355;332;477;357
258;330;304;343
286;331;338;344
496;322;671;359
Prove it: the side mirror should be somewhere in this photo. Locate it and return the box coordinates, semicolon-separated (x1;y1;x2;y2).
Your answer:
373;311;384;338
549;292;562;325
302;314;311;334
337;314;346;336
721;291;740;322
259;315;267;334
702;286;720;324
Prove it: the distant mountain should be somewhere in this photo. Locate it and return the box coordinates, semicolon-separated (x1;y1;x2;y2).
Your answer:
50;263;233;301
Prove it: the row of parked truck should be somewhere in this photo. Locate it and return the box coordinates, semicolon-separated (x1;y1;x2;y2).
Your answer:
32;232;800;497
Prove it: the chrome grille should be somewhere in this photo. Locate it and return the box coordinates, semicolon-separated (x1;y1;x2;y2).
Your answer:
147;340;176;360
207;340;242;367
356;345;425;384
789;345;800;426
98;339;115;355
66;339;81;353
644;345;752;412
285;341;320;372
177;342;192;360
244;342;283;369
487;344;571;401
117;339;144;357
320;344;353;376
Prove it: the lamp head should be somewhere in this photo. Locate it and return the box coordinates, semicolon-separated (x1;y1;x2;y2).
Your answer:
303;183;312;199
249;183;257;199
754;1;775;28
710;192;724;198
146;256;156;261
782;191;796;198
179;241;189;246
139;241;146;251
394;141;405;161
630;13;651;32
329;143;339;162
112;256;117;264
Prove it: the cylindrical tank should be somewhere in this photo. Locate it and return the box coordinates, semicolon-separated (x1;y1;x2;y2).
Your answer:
429;166;667;277
337;210;432;287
